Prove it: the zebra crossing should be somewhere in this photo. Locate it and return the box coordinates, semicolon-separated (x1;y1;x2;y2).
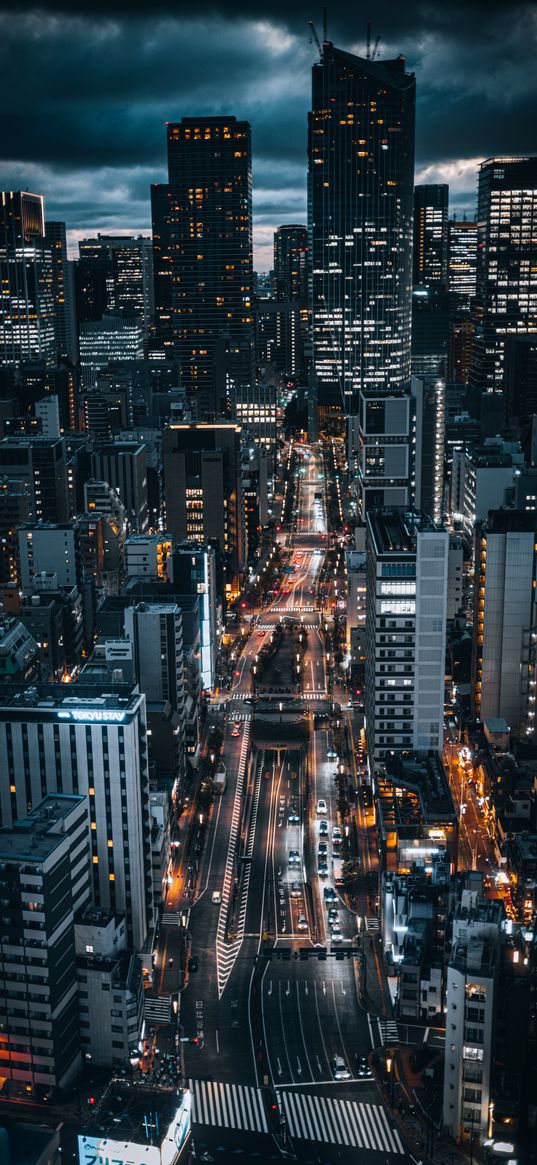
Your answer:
227;711;251;722
377;1017;400;1046
160;911;180;927
282;1091;405;1155
215;724;250;998
365;915;380;932
257;623;320;631
143;995;171;1024
188;1079;268;1134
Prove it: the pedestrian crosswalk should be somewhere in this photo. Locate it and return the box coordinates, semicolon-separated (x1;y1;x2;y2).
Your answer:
377;1017;400;1045
188;1078;268;1134
160;911;180;927
282;1091;404;1155
365;915;380;932
143;995;172;1024
227;711;251;722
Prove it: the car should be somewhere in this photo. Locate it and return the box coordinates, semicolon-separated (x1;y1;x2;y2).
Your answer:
332;1055;351;1081
319;820;329;836
211;891;222;904
323;886;337;902
288;849;300;865
296;914;308;931
332;826;342;843
188;956;199;973
230;728;240;737
318;841;328;855
316;799;327;815
331;925;343;943
288;810;300;824
356;1055;373;1078
328;908;339;926
317;862;328;877
258;630;266;637
327;748;338;760
290;882;302;897
233;720;241;728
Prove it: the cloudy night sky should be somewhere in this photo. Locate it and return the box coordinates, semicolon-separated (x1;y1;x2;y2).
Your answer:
1;0;534;268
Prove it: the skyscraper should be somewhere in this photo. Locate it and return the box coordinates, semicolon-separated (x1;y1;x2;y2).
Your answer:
447;218;478;307
413;184;449;287
45;221;78;363
273;224;308;378
77;234;154;333
152;117;255;417
0;191;55;366
471;157;537;394
308;45;415;426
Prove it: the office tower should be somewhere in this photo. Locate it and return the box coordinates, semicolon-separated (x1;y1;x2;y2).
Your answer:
365;510;448;765
0;793;90;1092
411;287;450;378
451;439;523;537
152;116;255;417
447;536;464;623
448;317;475;384
0;435;69;522
92;441;149;532
412;376;445;523
78;234;153;332
79;315;144;387
125;602;185;714
273;224;308;378
447;219;478;307
413;184;449;287
0;191;55;367
18;520;83;591
168;541;218;690
44;221;78;362
125;533;171;580
472;510;537;737
0;684;153;950
471;157;537;394
308;45;415;427
504;333;537;430
443;881;502;1143
162;423;244;584
0;476;30;582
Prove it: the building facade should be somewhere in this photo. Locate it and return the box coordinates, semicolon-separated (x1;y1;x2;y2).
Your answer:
413;184;449;288
0;191;55;367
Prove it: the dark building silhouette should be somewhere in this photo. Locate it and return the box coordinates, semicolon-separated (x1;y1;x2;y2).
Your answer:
308;45;415;424
471;156;537;395
152;117;255;418
272;224;308;379
504;333;537;431
45;221;78;363
413;184;449;288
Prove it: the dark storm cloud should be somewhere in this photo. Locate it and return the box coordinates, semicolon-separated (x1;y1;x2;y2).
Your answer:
0;0;535;266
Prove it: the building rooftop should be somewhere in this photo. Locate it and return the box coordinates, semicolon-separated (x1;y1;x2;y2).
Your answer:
82;1079;190;1148
378;751;457;830
367;509;442;556
0;793;85;862
0;682;142;723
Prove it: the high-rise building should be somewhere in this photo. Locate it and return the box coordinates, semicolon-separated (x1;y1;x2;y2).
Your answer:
273;225;308;378
0;191;55;367
168;541;218;690
92;441;149;532
443;880;503;1143
308;45;415;427
0;683;153;950
18;520;83;592
413;184;449;288
77;235;153;333
504;333;537;430
412;375;445;523
471;157;537;394
124;601;185;715
45;221;78;363
365;509;448;765
447;219;478;307
0;793;90;1092
0;435;69;523
0;476;30;583
79;314;144;387
472;509;537;738
162;423;244;584
152;116;255;417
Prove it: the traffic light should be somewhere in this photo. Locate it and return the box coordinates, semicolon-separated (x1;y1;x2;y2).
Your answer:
190;1037;200;1045
87;1096;96;1106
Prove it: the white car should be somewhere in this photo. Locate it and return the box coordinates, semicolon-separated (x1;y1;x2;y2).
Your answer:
316;799;328;815
296;914;308;931
212;891;222;904
331;924;343;943
332;1055;351;1081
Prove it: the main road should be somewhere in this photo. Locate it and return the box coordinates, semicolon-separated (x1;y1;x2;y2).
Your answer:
179;443;409;1163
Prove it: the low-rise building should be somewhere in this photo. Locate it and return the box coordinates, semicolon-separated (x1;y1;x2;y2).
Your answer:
377;750;459;876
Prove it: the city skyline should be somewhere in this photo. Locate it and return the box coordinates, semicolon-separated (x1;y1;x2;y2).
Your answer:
1;0;534;267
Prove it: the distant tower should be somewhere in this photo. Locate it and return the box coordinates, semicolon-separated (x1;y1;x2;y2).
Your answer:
0;191;55;366
413;184;449;287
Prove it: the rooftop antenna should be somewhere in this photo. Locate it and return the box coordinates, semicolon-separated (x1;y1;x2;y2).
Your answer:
322;6;328;44
366;20;371;59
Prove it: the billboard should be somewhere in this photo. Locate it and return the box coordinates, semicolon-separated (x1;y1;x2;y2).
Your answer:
78;1090;191;1165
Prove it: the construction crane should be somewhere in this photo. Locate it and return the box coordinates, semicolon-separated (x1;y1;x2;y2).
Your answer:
372;35;381;60
308;19;322;60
